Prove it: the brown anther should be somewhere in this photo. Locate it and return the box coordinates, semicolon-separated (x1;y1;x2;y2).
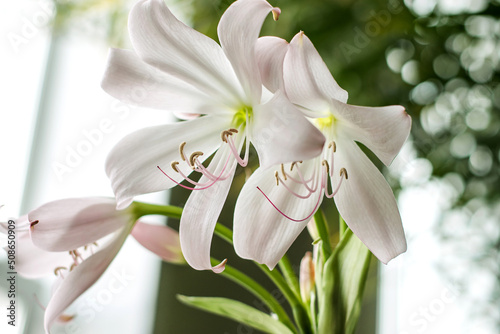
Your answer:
290;161;300;171
171;161;180;172
328;141;337;152
54;266;67;276
274;171;280;186
179;142;187;161
229;128;239;133
189;151;204;167
221;130;234;142
340;168;348;179
93;242;98;247
30;220;39;229
69;263;77;271
280;164;287;180
322;160;330;172
58;315;75;323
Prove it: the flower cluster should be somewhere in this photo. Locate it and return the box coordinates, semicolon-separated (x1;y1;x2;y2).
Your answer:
5;0;411;332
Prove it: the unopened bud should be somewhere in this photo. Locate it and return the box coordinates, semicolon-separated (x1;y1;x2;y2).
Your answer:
299;251;315;304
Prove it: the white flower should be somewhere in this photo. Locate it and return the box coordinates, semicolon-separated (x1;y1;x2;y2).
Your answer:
234;32;412;269
1;197;182;332
101;0;325;272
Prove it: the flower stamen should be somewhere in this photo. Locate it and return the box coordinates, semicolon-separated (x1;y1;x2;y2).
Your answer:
179;142;187;161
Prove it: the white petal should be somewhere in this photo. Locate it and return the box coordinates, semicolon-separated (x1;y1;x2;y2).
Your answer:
218;0;276;103
105;115;230;209
179;138;239;272
131;221;184;264
44;225;130;332
129;0;244;107
28;198;127;252
234;160;322;269
256;36;289;93
333;139;406;264
101;48;223;115
332;99;412;166
284;32;348;114
251;90;325;169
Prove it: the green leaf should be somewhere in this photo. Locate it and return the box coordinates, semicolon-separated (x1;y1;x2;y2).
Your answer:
317;229;372;334
178;295;295;334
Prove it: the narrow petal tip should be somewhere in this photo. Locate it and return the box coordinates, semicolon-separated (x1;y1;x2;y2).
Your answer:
212;258;227;274
272;7;281;21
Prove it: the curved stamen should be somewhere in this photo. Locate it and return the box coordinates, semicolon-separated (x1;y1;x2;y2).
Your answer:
275;172;315;199
289;162;319;193
226;133;248;167
54;266;67;278
157;153;233;191
256;186;323;223
280;164;287;181
283;162;315;186
179;142;187;161
324;167;347;199
189;151;204;168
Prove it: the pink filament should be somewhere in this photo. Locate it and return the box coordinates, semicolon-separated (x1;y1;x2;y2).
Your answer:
256;186;323;223
157;152;232;191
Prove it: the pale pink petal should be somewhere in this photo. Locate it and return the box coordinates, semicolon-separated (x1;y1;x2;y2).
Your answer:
131;221;184;264
28;198;127;252
234;160;322;269
284;32;348;115
331;99;412;166
251;90;325;169
1;216;69;278
44;226;130;332
101;48;223;115
179;140;239;272
333;139;406;264
218;0;276;103
129;0;244;107
105;115;230;209
256;36;289;93
18;231;70;279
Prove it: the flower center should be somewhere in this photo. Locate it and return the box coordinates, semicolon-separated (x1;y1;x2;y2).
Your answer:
314;115;335;131
232;106;253;130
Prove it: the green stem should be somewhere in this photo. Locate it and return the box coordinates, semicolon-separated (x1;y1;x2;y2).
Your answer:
213;224;312;334
313;210;332;258
339;214;347;239
132;201;183;219
278;255;300;297
210;259;298;333
257;265;313;334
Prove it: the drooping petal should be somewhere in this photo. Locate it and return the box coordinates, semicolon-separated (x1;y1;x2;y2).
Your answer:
234;160;322;269
333;139;407;264
18;231;70;279
218;0;277;104
44;225;131;332
255;36;289;93
105;115;231;209
29;198;127;252
179;139;239;272
101;48;223;115
332;99;412;166
2;216;70;279
251;90;325;169
284;32;348;115
131;221;184;264
129;0;244;107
